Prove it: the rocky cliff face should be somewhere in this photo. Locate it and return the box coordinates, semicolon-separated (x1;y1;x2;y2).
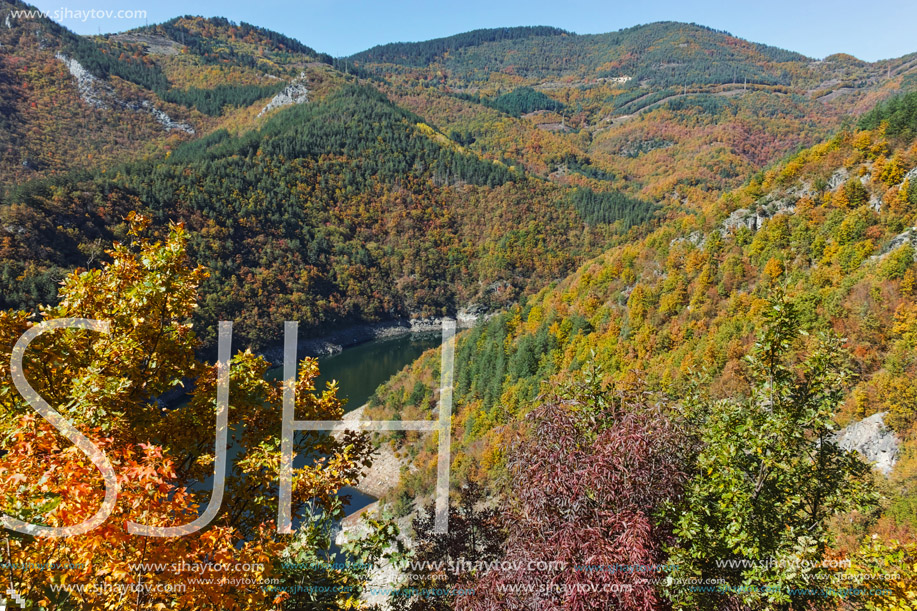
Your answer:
836;412;900;475
55;52;194;133
258;72;309;117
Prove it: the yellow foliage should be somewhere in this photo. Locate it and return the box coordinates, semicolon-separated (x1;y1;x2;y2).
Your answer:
0;218;372;610
763;257;785;282
846;537;917;610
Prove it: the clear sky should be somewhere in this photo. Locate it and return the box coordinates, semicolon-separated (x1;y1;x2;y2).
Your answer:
27;0;917;62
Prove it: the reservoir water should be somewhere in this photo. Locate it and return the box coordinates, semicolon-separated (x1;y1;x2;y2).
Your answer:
305;332;442;515
315;332;442;514
307;331;442;414
190;331;442;521
264;331;442;517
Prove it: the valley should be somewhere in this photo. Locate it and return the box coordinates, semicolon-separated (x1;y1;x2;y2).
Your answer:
1;2;916;608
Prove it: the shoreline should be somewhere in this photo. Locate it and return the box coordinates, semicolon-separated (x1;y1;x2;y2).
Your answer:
338;405;412;500
257;309;484;365
157;310;484;406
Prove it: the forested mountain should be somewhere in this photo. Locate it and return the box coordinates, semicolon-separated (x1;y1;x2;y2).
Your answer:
346;20;917;94
349;21;810;83
0;0;347;182
0;81;653;349
368;90;917;607
3;2;917;609
346;22;917;217
348;26;569;67
373;95;917;487
4;0;917;368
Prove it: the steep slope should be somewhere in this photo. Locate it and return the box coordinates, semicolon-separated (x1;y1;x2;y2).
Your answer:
0;83;657;349
352;23;917;206
0;2;346;183
0;0;196;181
368;92;917;541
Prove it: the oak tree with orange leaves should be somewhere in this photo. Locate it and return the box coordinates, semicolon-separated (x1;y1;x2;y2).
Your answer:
0;214;387;610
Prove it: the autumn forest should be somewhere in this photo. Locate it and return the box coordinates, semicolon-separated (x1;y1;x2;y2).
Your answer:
1;0;917;609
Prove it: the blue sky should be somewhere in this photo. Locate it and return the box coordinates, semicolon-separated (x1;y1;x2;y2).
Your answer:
28;0;917;61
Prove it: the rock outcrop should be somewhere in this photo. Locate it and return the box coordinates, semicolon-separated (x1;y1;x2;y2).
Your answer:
722;195;796;233
875;226;917;260
835;412;899;476
336;405;415;498
333;406;417;610
56;52;109;109
258;72;309;117
55;53;194;134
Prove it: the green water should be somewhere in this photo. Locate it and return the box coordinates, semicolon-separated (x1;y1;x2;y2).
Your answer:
195;331;439;485
267;331;442;411
265;332;443;515
309;332;442;515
